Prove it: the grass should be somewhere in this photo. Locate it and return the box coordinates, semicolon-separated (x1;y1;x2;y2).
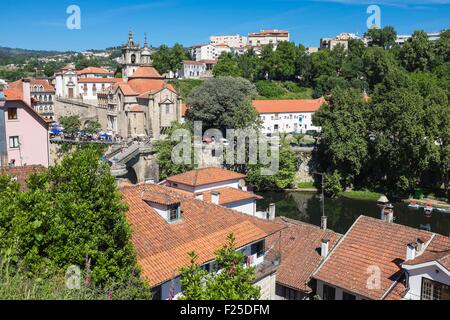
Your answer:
339;190;382;201
297;181;316;189
255;81;313;100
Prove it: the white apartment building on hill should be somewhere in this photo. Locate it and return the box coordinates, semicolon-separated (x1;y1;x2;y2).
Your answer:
210;34;247;48
253;98;324;135
248;30;290;48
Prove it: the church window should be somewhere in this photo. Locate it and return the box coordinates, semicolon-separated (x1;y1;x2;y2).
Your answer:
165;105;170;114
40;85;44;92
131;54;136;64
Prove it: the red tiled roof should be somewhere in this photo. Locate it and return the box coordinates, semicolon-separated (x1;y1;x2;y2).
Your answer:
76;66;113;75
116;83;138;96
267;217;342;293
201;187;262;205
30;79;55;92
121;184;283;287
403;235;450;271
0;165;47;190
183;60;205;65
249;30;289;37
3;80;50;126
78;78;122;83
313;215;435;300
129;66;163;79
253;98;325;114
166;167;246;187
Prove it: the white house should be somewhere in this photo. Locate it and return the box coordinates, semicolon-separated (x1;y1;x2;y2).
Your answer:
313;215;450;300
190;44;216;61
178;60;216;79
121;183;282;300
253;98;324;135
210;34;247;48
163;167;267;217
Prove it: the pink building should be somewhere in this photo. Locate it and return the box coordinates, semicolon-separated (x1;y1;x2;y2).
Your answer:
0;79;50;167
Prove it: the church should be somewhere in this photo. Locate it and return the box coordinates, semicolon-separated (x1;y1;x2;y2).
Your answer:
96;32;183;140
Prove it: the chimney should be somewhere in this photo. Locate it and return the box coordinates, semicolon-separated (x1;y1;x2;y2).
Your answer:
211;191;220;205
321;216;327;230
241;186;248;192
22;78;31;106
384;204;394;223
268;203;276;220
321;239;329;258
406;243;417;261
195;193;204;201
416;238;425;253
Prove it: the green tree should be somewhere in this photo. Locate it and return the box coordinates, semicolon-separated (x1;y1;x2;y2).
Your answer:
154;122;195;180
400;30;436;72
0;147;149;295
323;171;344;197
213;52;241;77
180;234;260;300
246;142;298;191
60;115;81;138
365;26;397;49
186;76;259;131
84;120;101;134
313;88;369;187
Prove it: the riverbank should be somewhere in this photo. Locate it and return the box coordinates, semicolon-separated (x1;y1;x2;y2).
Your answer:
339;190;381;201
404;198;450;209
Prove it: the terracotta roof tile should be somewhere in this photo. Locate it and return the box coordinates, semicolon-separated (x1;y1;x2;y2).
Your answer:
253;98;325;114
166;167;245;187
403;235;450;271
121;184;283;287
76;66;113;75
201;187;262;205
267;217;342;293
78;78;122;83
313;215;435;300
30;79;55;92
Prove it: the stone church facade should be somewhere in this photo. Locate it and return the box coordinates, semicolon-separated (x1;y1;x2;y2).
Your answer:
97;32;182;140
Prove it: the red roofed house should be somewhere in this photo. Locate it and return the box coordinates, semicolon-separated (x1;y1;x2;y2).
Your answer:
267;217;342;300
0;79;50;167
313;215;450;300
121;183;284;300
253;98;325;135
164;167;264;216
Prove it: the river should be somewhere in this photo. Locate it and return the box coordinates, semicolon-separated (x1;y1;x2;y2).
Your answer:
256;191;450;236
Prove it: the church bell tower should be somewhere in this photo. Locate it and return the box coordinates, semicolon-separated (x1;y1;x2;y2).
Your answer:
121;31;141;80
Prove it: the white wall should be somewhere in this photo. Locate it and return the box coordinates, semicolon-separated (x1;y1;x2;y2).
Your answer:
259;111;321;134
226;198;256;216
404;263;450;300
167;179;240;193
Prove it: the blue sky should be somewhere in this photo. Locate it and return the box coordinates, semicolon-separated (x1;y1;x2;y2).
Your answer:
1;0;449;51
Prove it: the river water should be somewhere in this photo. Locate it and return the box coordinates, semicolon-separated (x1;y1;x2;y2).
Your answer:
256;191;450;236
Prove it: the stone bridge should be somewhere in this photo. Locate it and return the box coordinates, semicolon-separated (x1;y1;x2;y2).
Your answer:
107;141;159;184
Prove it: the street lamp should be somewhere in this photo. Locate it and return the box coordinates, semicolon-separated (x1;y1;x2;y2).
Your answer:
313;171;327;230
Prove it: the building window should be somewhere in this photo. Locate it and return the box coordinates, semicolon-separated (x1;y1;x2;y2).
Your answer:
322;284;336;300
343;291;356;300
9;136;20;148
251;240;264;258
276;284;300;300
166;105;171;114
421;278;450;300
8;108;18;120
169;205;180;222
